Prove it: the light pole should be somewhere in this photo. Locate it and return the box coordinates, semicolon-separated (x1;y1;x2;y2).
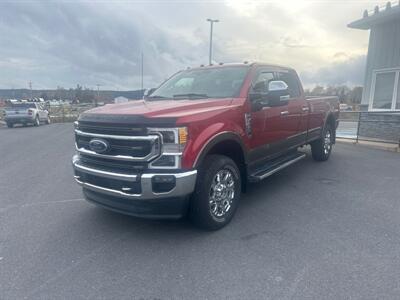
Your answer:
140;52;144;91
206;18;219;65
95;84;101;107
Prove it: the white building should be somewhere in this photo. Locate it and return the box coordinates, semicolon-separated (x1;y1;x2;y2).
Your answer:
114;96;129;104
348;2;400;111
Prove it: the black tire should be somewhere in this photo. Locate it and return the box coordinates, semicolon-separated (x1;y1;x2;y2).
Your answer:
6;122;13;128
189;154;241;231
34;115;40;127
311;123;334;161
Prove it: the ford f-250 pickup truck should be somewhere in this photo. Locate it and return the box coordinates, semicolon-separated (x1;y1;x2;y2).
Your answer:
72;63;339;230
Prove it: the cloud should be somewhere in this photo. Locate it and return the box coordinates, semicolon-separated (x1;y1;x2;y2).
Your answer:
300;55;366;88
0;0;382;90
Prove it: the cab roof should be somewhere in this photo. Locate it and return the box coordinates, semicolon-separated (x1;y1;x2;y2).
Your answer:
188;62;295;72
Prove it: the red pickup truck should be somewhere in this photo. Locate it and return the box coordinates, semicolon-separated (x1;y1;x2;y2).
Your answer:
72;63;339;230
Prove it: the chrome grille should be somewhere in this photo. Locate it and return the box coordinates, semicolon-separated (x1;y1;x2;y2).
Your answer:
76;135;152;157
74;123;162;164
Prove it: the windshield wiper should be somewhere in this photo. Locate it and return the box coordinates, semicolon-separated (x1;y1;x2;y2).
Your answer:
173;93;209;99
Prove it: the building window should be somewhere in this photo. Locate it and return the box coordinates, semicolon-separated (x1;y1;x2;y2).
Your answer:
370;69;400;111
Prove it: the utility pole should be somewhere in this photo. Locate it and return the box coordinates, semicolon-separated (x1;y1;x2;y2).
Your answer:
29;81;33;100
141;52;144;91
206;19;219;65
95;84;101;107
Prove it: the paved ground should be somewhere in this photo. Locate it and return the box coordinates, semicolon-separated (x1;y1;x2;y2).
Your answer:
1;123;400;299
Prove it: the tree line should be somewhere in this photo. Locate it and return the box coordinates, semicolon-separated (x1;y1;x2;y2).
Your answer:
304;85;363;105
39;85;97;103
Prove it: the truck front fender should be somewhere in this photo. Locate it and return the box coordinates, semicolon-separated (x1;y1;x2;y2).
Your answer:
190;130;247;169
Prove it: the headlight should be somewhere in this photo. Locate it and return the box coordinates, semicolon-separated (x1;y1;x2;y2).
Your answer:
149;127;187;144
147;127;188;169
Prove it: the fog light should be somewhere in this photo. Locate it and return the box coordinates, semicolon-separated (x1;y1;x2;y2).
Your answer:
152;175;176;193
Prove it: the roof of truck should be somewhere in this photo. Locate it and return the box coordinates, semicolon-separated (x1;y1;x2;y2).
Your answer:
188;62;295;71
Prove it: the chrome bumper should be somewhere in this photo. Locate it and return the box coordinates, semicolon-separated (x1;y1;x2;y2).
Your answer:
72;155;197;200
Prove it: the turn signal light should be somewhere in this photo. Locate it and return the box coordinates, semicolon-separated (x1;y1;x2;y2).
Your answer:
178;127;188;145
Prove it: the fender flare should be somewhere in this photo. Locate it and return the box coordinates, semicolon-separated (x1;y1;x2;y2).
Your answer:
193;131;248;168
323;112;337;142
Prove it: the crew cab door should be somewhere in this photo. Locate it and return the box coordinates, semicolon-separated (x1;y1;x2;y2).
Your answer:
248;68;296;162
275;70;308;148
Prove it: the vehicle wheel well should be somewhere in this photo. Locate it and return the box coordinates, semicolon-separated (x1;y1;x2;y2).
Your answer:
204;140;247;192
326;114;336;142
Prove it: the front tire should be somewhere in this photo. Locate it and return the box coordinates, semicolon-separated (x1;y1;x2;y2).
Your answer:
311;123;334;161
45;115;51;125
189;155;241;231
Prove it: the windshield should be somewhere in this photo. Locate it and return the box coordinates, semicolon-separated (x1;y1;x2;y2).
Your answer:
149;66;250;100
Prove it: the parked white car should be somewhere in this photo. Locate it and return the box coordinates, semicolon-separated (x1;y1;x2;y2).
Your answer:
3;102;50;128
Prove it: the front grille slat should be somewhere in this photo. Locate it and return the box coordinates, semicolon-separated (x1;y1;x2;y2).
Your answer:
76;135;153;157
79;155;147;172
77;122;147;136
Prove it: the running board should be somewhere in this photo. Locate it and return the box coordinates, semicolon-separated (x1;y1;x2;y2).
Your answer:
248;152;306;182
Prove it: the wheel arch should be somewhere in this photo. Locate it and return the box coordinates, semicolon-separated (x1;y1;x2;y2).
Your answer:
193;132;248;191
324;113;337;143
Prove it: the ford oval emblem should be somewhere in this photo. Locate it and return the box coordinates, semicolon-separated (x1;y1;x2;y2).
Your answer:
89;138;109;154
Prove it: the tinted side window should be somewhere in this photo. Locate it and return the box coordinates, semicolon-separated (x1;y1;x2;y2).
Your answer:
276;71;301;98
253;71;274;93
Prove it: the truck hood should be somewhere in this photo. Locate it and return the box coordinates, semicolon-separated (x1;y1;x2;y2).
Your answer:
82;98;236;119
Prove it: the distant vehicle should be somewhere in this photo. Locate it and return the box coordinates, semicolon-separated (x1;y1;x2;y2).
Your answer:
72;63;339;230
3;102;50;128
339;103;352;111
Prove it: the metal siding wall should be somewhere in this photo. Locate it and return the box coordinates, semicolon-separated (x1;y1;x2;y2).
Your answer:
362;19;400;107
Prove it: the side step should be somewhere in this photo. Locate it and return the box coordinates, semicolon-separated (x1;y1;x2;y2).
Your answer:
248;152;306;182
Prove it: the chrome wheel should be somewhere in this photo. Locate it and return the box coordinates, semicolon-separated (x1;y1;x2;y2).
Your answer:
323;130;332;155
209;169;235;218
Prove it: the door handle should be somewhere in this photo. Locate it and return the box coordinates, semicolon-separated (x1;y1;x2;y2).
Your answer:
280;111;289;116
302;106;309;112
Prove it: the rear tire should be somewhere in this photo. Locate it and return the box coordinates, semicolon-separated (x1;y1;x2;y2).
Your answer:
6;122;13;128
311;123;334;161
189;155;241;231
34;115;40;127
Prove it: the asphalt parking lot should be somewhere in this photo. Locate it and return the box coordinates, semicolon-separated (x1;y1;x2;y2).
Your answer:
1;123;400;299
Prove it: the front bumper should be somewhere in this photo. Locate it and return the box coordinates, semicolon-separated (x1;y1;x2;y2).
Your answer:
72;155;197;218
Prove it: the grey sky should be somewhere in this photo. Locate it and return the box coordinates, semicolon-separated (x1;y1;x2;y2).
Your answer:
0;0;388;90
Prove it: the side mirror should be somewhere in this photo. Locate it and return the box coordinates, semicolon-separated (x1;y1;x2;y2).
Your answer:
266;80;290;106
249;80;290;110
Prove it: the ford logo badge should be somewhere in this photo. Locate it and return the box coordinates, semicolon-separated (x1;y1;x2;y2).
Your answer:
89;138;109;154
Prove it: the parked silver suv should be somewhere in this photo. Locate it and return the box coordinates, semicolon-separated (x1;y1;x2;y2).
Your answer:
3;102;50;128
